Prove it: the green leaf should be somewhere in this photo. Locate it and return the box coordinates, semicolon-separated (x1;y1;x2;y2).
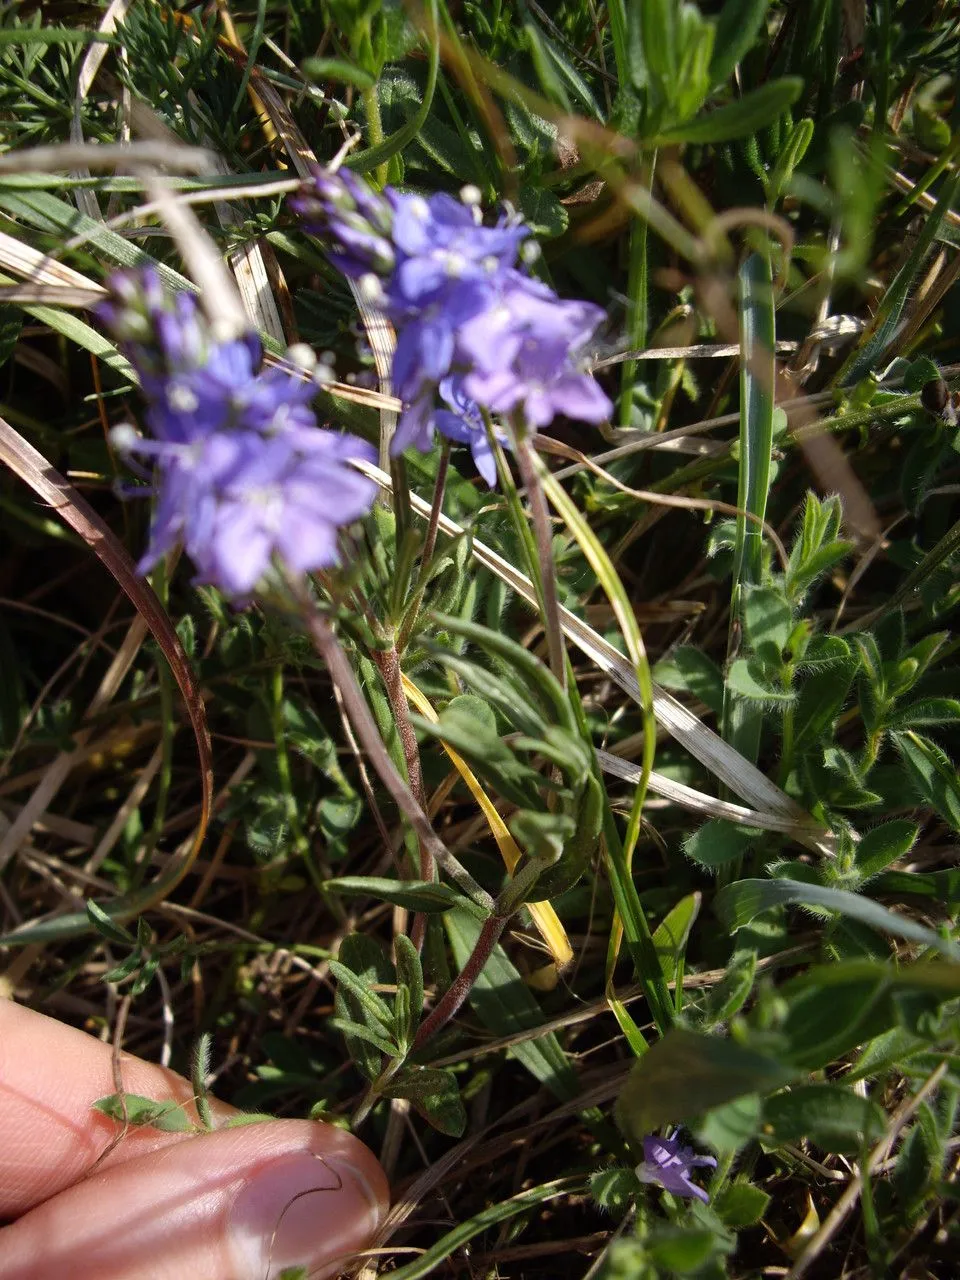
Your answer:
656;78;804;145
888;698;960;730
302;56;375;90
383;1064;466;1136
792;659;857;755
327;1018;398;1058
685;819;758;870
333;936;395;1081
616;1028;794;1142
324;877;466;913
777;960;960;1069
651;892;701;981
517;185;569;239
715;877;958;957
92;1093;193;1132
85;900;136;946
649;1227;718;1274
394;932;424;1048
727;658;793;703
743;586;793;665
762;1083;886;1153
653;646;725;717
855;820;920;880
713;1181;771;1228
696;1093;763;1156
709;0;773;86
704;949;757;1026
892;731;960;833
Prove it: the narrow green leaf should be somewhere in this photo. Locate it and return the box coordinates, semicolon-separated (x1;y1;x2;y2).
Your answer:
656;79;803;145
302;56;375;90
715;877;958;957
709;0;773;86
386;1178;583;1280
893;731;960;833
324;877;466;913
651;892;701;980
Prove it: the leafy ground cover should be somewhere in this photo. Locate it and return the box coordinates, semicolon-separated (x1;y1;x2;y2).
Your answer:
1;1;959;1276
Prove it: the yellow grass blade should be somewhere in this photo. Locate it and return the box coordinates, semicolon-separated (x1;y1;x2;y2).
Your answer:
400;673;573;976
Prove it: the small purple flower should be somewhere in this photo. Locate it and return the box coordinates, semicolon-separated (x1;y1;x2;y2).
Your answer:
387;190;527;308
100;271;377;597
636;1131;717;1203
291;168;395;279
433;376;507;488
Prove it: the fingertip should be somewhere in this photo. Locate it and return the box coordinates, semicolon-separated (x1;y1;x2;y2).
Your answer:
0;1119;389;1280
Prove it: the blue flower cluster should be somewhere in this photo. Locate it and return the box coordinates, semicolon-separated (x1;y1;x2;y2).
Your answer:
99;271;376;597
291;170;611;485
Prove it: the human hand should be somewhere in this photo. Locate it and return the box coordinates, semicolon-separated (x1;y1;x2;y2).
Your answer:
0;1000;388;1279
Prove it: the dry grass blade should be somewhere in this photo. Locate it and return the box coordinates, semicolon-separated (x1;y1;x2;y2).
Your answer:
0;416;213;934
69;0;135;219
0;141;215;174
0;229;107;296
354;459;834;855
597;748;826;838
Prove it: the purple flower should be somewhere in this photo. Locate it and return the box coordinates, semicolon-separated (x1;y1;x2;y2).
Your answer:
636;1131;717;1203
290;173;613;480
387;190;527;307
433;376;508;487
291;168;395;279
100;271;377;597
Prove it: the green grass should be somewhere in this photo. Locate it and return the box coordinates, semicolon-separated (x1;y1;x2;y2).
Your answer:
1;1;960;1275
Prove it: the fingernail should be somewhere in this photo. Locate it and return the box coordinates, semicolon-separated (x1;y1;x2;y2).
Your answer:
229;1151;382;1279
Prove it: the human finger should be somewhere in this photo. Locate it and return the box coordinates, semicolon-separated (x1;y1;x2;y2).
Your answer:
0;1116;388;1280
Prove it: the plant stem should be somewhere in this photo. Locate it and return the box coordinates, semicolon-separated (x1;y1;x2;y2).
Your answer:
412;913;507;1050
515;433;567;690
360;84;388;188
297;593;493;913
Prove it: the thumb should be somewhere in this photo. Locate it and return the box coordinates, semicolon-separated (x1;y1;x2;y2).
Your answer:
0;1117;388;1280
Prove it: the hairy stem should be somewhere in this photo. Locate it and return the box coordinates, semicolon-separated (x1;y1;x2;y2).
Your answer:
412;913;507;1050
298;594;493;912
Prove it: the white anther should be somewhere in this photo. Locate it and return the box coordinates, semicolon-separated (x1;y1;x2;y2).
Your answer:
109;423;140;453
358;273;387;305
286;342;318;372
168;383;199;414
